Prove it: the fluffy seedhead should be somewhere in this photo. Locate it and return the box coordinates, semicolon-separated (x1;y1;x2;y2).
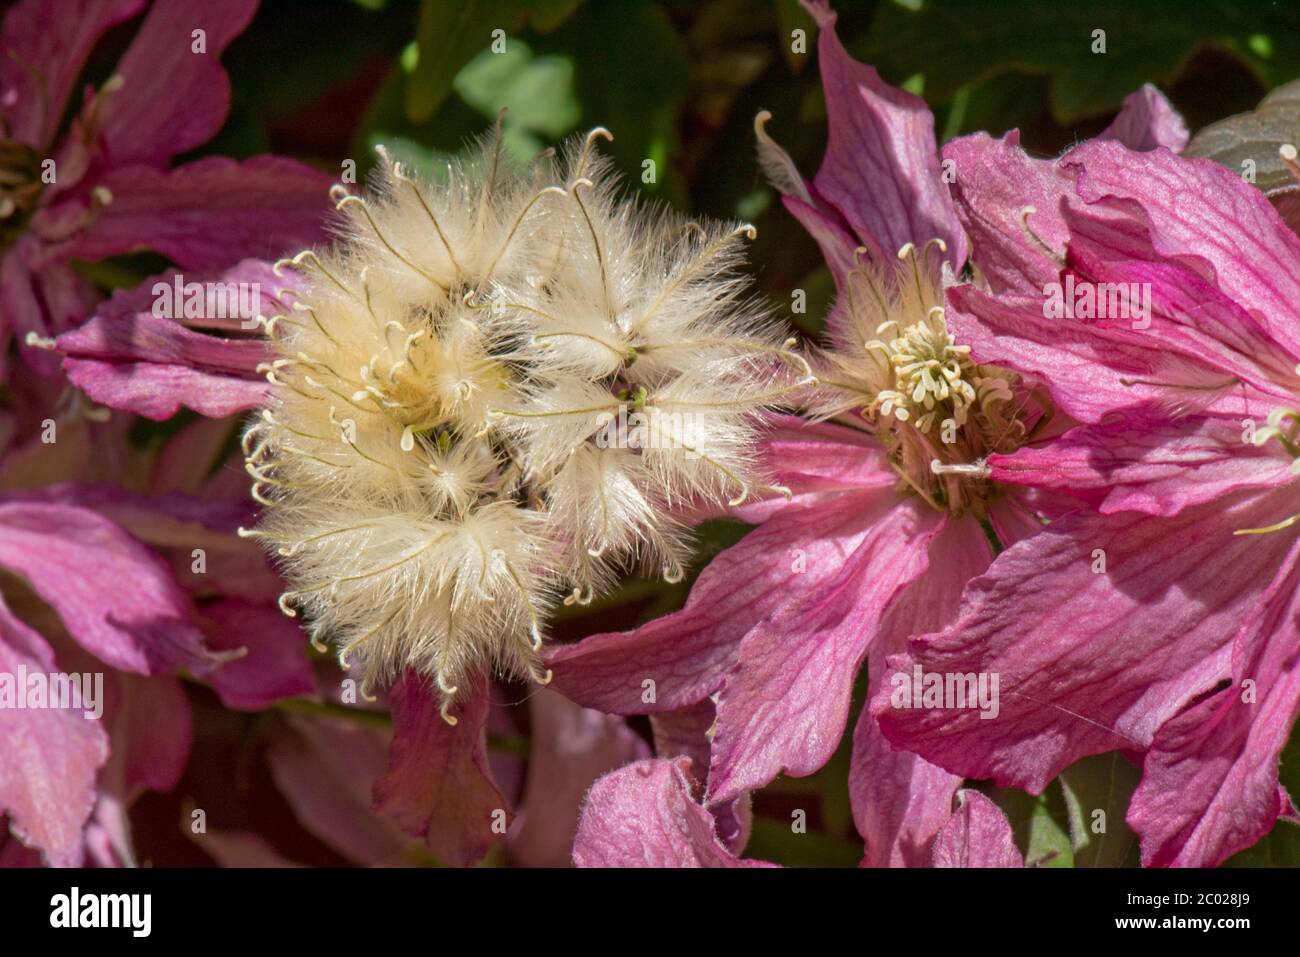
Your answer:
241;126;809;721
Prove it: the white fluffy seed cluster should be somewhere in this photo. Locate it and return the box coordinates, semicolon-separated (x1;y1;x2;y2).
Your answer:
240;127;809;722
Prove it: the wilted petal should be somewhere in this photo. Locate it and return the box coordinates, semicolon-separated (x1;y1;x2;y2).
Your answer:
873;486;1296;793
931;790;1024;868
373;672;509;867
0;500;224;675
0;595;109;867
1099;84;1189;153
508;688;649;867
572;757;775;867
1129;542;1300;867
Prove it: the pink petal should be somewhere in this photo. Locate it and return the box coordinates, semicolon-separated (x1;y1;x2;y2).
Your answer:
69;155;332;271
1098;84;1189;153
95;0;256;167
873;487;1296;793
547;487;888;715
931;790;1024;868
199;599;315;711
372;672;510;867
1129;542;1300;867
706;495;947;804
942;131;1069;295
1064;140;1300;362
268;715;415;867
0;499;224;675
805;1;966;272
508;688;649;867
572;757;775;867
851;707;961;867
0;594;109;867
991;413;1291;517
64;357;270;420
106;673;191;799
0;0;145;148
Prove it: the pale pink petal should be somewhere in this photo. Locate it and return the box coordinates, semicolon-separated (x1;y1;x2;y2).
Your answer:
706;496;947;804
873;486;1296;793
68;155;332;270
931;790;1024;868
547;487;888;715
0;0;145;148
0;500;225;675
508;688;649;867
1129;541;1300;867
0;594;109;867
95;0;257;167
1099;84;1189;153
372;672;510;867
804;0;966;272
572;757;775;867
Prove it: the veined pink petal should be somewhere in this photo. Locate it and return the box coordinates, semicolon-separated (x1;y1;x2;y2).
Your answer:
1064;140;1300;362
0;594;109;867
942;131;1069;295
931;790;1024;868
64;359;270;420
94;0;257;167
0;499;225;675
372;672;509;867
508;688;649;867
68;156;332;271
873;486;1296;793
706;496;948;804
990;413;1292;517
1098;84;1189;153
802;0;966;273
547;487;888;715
851;708;961;867
1129;538;1300;867
0;0;145;149
572;757;775;867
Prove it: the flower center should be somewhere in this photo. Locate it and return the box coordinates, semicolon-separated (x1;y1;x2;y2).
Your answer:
0;138;43;248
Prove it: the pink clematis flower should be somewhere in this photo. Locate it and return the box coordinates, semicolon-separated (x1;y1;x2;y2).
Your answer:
545;1;1193;868
0;0;330;376
871;136;1300;866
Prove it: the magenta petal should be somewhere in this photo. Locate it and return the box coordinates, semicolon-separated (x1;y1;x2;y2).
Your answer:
200;600;314;711
0;499;224;675
1098;84;1189;153
1129;544;1300;867
874;487;1296;793
95;0;256;167
508;688;649;867
70;156;331;271
990;414;1291;517
107;673;191;799
706;496;946;805
805;2;966;271
851;706;961;867
0;595;109;867
0;0;145;148
931;790;1024;868
372;672;509;867
572;757;775;867
65;357;269;420
942;131;1069;295
547;487;888;714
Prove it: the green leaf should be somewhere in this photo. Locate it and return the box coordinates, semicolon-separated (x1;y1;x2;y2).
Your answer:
854;1;1300;123
1058;753;1141;867
453;41;581;139
1185;78;1300;233
406;0;529;124
990;786;1074;867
